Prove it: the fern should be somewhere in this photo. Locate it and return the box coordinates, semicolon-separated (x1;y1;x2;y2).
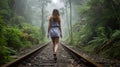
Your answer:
0;46;13;65
111;30;120;39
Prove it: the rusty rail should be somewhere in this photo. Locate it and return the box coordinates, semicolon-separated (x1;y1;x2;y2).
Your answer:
1;43;48;67
61;42;103;67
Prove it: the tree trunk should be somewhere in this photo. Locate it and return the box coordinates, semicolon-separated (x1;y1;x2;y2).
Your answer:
66;2;70;37
41;1;45;40
69;0;73;44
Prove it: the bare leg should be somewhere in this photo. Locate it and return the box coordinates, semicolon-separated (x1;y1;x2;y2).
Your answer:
51;37;59;61
51;37;55;53
54;37;59;54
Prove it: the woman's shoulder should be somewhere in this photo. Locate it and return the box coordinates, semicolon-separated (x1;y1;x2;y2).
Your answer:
49;16;53;19
49;16;52;21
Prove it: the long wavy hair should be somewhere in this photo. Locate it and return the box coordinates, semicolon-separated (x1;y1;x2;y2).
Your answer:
52;9;60;22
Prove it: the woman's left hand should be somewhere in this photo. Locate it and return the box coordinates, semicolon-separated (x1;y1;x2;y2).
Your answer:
47;34;49;38
60;34;62;38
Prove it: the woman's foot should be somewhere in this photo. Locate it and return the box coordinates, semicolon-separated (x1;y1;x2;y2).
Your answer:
53;54;57;62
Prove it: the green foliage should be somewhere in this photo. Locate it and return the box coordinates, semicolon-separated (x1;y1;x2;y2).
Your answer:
85;27;108;53
0;17;16;65
100;41;120;59
88;27;108;46
0;9;10;16
77;2;90;15
0;0;9;9
72;23;93;46
111;30;120;39
0;0;44;65
21;23;43;44
5;27;23;50
0;46;14;64
82;43;98;53
67;0;120;60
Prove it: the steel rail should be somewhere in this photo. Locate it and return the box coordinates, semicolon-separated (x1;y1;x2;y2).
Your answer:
61;42;103;67
1;43;49;67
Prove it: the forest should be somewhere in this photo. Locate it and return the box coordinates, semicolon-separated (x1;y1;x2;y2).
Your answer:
0;0;120;65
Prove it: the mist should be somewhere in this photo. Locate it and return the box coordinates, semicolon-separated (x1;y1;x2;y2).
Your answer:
16;0;80;40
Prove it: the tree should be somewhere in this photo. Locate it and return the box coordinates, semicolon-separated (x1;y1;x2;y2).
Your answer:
38;0;51;40
69;0;73;44
64;0;70;38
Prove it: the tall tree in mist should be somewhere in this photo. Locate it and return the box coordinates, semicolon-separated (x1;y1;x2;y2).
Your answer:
39;0;51;40
64;0;70;38
64;0;73;43
69;0;73;43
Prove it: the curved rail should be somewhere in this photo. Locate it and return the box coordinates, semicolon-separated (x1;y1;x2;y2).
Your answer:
61;42;103;67
1;43;49;67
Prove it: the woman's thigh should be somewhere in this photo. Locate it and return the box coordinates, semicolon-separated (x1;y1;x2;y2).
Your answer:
51;37;59;44
51;37;55;43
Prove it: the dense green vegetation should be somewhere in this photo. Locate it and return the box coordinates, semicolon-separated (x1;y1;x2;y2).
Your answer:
68;0;120;60
0;0;43;65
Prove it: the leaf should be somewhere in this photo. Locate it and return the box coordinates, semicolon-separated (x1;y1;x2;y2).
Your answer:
111;30;120;39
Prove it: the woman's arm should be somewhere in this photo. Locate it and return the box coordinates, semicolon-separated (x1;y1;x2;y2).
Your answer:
58;16;62;37
48;18;51;33
58;16;61;32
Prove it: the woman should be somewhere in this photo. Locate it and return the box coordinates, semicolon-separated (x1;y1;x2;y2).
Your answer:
48;9;62;61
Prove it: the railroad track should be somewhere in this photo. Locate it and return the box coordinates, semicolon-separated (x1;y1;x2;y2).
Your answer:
1;43;48;67
61;42;102;67
1;42;102;67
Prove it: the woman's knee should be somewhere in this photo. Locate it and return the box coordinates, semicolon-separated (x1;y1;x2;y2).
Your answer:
55;37;59;43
